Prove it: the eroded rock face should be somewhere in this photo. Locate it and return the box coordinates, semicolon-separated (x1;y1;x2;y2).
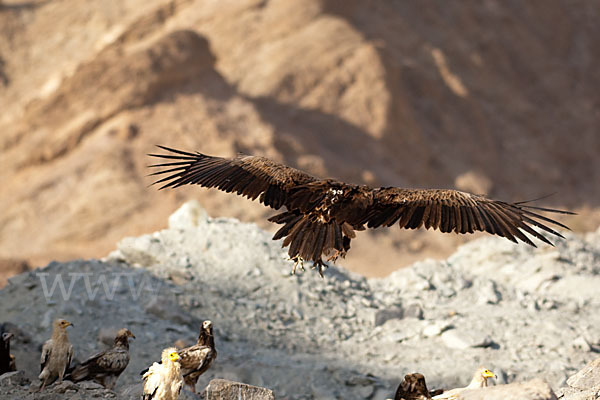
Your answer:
0;0;597;280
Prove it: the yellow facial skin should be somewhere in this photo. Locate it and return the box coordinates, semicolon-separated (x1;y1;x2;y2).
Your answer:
169;352;180;362
482;369;496;378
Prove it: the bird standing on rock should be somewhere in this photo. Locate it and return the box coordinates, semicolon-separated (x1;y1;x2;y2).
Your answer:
66;328;135;389
149;146;573;276
433;367;496;399
39;319;74;391
178;320;217;393
0;330;16;374
142;347;183;400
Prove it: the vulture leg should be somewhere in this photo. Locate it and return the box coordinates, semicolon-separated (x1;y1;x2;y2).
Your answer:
288;255;306;275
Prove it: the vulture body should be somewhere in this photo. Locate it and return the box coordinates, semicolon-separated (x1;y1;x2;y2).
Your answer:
66;328;135;389
39;319;74;391
179;320;217;393
433;368;496;399
139;321;217;393
142;347;183;400
0;329;15;374
150;146;573;275
393;373;442;400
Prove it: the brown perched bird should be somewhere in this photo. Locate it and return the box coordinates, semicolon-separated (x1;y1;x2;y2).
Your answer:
394;373;442;400
66;328;135;389
142;347;183;400
39;319;74;391
149;146;573;275
433;367;496;399
140;321;217;393
179;320;217;393
0;329;16;374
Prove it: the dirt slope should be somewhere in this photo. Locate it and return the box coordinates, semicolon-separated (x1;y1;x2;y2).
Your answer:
0;0;596;278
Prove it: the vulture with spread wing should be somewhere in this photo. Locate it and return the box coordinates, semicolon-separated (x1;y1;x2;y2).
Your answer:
149;146;573;275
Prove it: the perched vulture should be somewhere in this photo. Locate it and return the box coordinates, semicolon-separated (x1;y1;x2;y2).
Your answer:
142;347;183;400
149;146;573;275
394;373;437;400
139;321;217;393
179;320;217;393
39;319;74;391
433;368;496;399
0;330;16;374
66;328;135;389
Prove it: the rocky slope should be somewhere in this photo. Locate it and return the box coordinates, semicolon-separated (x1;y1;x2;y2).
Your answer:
0;0;598;278
0;202;598;399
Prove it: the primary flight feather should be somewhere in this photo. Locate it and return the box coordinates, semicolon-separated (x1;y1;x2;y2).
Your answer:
149;146;573;275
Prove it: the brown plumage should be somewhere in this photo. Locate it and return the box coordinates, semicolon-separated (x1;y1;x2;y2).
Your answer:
66;328;135;389
0;329;16;374
149;146;574;275
178;320;217;393
39;319;74;391
394;373;441;400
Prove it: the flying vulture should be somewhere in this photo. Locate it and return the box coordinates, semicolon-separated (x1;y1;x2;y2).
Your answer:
142;347;183;400
149;146;573;275
39;319;74;391
393;373;442;400
433;367;496;399
178;320;217;393
0;328;16;374
66;328;135;389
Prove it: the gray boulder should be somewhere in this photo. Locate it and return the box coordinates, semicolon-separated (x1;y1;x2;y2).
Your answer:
206;379;275;400
566;358;600;391
557;357;600;400
459;378;557;400
0;371;29;387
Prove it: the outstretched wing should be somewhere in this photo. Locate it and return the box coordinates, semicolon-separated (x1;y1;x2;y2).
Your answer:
148;146;317;210
361;188;573;246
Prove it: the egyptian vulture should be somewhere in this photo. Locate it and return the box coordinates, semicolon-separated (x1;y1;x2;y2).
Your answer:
142;347;183;400
67;328;135;389
149;146;573;275
39;319;74;391
433;367;496;399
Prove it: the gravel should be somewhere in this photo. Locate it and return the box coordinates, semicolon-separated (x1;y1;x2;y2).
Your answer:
0;201;599;399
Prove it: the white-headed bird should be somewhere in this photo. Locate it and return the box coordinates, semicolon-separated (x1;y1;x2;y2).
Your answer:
433;367;496;399
39;319;74;391
142;347;183;400
67;328;135;389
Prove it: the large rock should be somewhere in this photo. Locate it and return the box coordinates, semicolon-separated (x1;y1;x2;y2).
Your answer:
458;379;557;400
0;371;29;387
566;358;600;391
557;357;600;400
205;379;275;400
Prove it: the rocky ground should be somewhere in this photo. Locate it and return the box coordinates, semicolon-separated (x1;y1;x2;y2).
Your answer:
0;202;599;399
